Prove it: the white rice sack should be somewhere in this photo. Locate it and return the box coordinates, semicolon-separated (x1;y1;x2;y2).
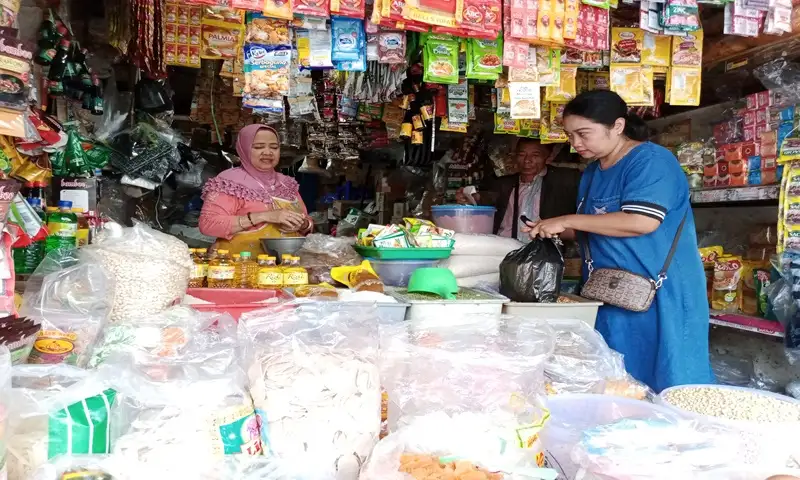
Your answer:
7;365;116;480
451;234;524;257
457;273;500;290
441;256;504;278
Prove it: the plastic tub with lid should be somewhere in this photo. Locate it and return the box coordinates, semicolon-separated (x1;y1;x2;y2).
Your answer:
656;384;800;467
183;288;293;320
431;205;496;234
368;259;441;287
541;393;680;479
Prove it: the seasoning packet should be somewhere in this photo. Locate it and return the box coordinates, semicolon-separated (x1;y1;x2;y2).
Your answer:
610;27;643;64
263;0;293;20
423;37;459;84
642;32;671;67
494;112;520;134
668;66;701;106
331;16;364;63
243;44;290;112
331;0;366;19
0;34;32;111
294;0;330;17
545;66;577;103
671;29;703;67
509;82;541;119
377;31;405;64
610;65;644;105
232;0;263;10
465;37;503;81
200;19;244;59
308;28;334;68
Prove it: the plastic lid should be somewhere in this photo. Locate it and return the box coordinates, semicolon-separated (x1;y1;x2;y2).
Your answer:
267;256;277;261
189;248;196;253
28;198;41;206
71;208;84;213
197;248;207;253
281;254;292;259
46;207;58;212
257;254;268;259
240;251;252;258
58;200;73;209
232;254;241;258
218;249;229;254
431;205;496;211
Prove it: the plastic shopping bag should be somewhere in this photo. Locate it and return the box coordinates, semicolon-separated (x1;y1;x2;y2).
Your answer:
499;238;564;302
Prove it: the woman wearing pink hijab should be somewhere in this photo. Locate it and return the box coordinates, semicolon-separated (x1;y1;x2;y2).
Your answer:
199;124;312;255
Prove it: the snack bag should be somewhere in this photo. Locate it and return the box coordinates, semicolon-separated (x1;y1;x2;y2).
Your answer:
331;0;366;18
712;255;743;312
465;37;503;81
263;0;293;19
423;37;459;84
331;16;364;62
294;0;330;17
699;245;723;267
243;44;291;112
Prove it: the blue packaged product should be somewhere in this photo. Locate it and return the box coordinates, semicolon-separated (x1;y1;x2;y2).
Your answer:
748;170;761;186
780;105;795;122
331;17;364;62
748;155;761;171
243;44;291;112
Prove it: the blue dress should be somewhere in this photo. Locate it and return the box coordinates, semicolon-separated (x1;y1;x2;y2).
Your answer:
577;142;714;392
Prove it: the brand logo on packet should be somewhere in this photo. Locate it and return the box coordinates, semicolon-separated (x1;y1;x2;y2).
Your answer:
0;36;32;60
60;179;89;188
433;45;451;55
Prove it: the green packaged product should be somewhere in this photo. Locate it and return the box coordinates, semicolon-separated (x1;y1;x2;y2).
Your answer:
754;268;772;318
423;37;459;85
466;37;503;81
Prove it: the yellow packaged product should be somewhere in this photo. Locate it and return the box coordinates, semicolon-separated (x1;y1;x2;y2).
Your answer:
544;102;568;143
610;28;643;64
699;246;723;267
712;255;744;312
671;30;703;67
494;113;521;134
588;71;609;90
628;66;654;107
610;65;644;104
564;0;579;39
642;32;671;67
537;0;553;41
668;66;701;106
263;0;293;20
537;48;561;86
550;0;565;43
440;117;468;132
200;19;245;60
545;66;577;102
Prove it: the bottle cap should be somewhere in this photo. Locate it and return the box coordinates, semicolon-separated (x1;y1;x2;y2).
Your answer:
28;198;41;206
46;207;58;212
57;200;73;209
232;254;241;258
218;249;229;254
240;251;251;258
197;248;207;253
268;256;277;261
189;248;196;253
257;254;268;260
71;208;84;213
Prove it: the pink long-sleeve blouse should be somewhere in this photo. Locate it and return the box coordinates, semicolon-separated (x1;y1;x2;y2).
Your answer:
199;191;311;240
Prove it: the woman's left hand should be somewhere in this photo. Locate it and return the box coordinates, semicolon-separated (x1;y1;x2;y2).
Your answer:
523;216;569;239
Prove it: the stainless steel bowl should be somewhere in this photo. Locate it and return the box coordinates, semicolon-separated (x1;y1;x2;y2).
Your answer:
260;237;307;263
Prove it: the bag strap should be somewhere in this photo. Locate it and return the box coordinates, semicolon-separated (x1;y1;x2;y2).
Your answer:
512;175;520;239
579;165;688;288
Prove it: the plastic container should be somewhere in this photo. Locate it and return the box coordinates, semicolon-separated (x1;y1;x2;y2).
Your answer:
369;259;441;287
184;288;293;320
431;205;496;234
542;394;681;479
502;295;602;328
657;384;800;467
386;286;508;321
45;200;78;253
354;245;453;260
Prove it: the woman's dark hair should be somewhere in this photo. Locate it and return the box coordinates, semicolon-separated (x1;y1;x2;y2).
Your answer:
563;90;649;142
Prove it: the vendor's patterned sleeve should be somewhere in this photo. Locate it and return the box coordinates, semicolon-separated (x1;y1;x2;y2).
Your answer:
620;146;682;223
199;191;240;240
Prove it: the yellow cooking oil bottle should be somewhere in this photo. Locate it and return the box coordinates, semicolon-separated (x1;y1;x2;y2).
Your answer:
283;255;308;287
256;255;282;289
188;248;208;288
207;249;235;288
238;251;258;288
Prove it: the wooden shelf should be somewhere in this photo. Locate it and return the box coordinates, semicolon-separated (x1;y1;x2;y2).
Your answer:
710;311;784;338
690;185;779;205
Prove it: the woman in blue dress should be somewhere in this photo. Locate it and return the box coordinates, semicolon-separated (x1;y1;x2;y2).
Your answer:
524;90;713;392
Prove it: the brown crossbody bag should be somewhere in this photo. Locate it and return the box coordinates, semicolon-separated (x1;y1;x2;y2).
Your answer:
578;173;687;312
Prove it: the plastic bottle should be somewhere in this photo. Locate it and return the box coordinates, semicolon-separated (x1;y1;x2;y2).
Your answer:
71;208;90;247
256;255;282;289
231;253;243;288
189;248;208;288
45;200;78;253
283;255;309;286
207;249;235;288
280;254;292;267
196;248;209;286
12;198;46;274
238;251;258;289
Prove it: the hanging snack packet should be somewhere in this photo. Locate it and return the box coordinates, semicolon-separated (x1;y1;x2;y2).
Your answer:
331;0;365;19
331;17;364;62
378;31;405;64
610;27;642;64
423;37;459;84
509;82;541;119
712;255;744;312
243;44;291;112
494;113;521;134
642;32;671;67
545;65;577;102
668;66;701;106
0;34;32;111
245;13;291;44
232;0;263;10
308;28;334;67
465;37;503;81
670;30;703;67
294;0;330;17
610;65;644;105
263;0;294;19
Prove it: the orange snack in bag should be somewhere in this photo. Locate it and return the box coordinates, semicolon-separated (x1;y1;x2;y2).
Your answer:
712;255;743;312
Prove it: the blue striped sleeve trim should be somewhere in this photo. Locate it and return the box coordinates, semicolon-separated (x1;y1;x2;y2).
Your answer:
621;201;666;222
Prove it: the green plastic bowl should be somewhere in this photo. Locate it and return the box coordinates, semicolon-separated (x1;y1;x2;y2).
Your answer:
407;268;459;300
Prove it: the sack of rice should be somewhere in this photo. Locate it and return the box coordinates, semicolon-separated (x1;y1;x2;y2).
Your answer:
7;365;116;480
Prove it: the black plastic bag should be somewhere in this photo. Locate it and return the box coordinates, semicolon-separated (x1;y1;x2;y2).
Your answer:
499;238;564;302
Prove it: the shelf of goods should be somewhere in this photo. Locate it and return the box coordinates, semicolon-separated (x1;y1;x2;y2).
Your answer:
690;185;780;205
709;310;784;338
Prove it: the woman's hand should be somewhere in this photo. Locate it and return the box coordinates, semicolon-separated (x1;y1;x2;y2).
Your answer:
455;187;480;205
523;216;571;239
254;210;306;231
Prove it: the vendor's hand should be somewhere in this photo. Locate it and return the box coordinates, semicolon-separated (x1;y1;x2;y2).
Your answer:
455;187;480;205
523;216;569;239
259;210;306;231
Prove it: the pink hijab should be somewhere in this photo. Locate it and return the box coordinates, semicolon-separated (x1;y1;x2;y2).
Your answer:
202;124;300;204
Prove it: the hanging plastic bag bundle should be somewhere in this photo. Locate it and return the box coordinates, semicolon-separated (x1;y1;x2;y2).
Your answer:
499;237;564;302
238;301;381;480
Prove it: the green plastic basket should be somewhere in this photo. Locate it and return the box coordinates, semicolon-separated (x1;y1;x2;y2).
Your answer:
354;245;453;260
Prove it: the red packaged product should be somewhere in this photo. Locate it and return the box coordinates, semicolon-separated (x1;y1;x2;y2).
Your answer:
729;159;747;175
743;125;755;142
746;93;758;110
743;110;755;126
718;159;730;176
730;172;748;186
717;174;731;187
762;155;777;170
756;91;770;108
332;0;366;18
756;123;769;138
723;144;743;162
756;107;769;125
742;141;759;158
704;163;719;177
294;0;330;17
703;176;718;188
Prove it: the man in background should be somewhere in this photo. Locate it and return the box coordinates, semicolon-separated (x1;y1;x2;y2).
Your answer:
456;138;580;242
